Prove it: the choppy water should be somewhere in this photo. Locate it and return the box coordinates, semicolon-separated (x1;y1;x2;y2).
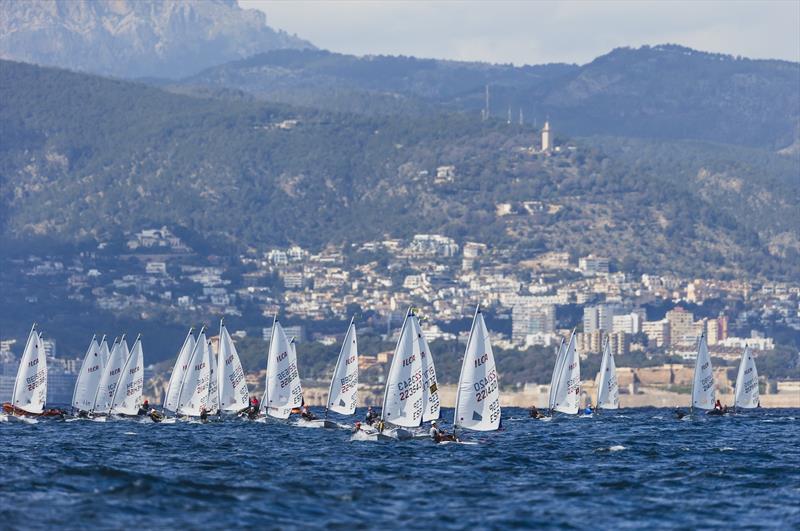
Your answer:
1;407;798;529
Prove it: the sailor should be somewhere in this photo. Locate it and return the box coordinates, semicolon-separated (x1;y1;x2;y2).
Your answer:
200;407;209;422
714;399;723;411
77;410;90;419
148;408;164;423
429;420;442;441
137;399;150;416
675;408;686;419
301;405;317;421
352;421;363;434
365;406;378;425
583;403;594;416
529;405;544;419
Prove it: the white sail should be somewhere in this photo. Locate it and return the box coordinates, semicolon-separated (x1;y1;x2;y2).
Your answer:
163;329;195;413
326;318;358;415
93;337;128;414
596;337;619;410
454;307;501;431
72;336;103;412
552;331;580;414
264;320;301;419
217;322;249;412
734;346;759;409
98;336;110;366
177;331;212;417
11;326;47;414
289;338;303;407
207;341;219;413
416;317;441;422
381;310;424;428
110;336;144;415
548;338;566;411
691;334;715;410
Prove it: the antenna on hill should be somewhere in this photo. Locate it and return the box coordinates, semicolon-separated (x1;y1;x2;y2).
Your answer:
519;108;524;126
507;106;512;124
482;84;490;121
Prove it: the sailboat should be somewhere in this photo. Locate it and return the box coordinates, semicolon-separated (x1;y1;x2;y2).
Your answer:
453;306;501;435
176;328;214;420
416;314;441;424
260;317;303;419
548;330;580;416
377;308;424;440
109;335;145;417
163;328;196;415
217;320;250;415
91;336;128;420
71;335;104;416
733;346;759;411
596;336;619;411
547;337;566;415
320;317;358;428
691;333;716;414
2;325;51;421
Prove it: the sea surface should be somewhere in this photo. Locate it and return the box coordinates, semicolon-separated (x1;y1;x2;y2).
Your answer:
1;407;798;529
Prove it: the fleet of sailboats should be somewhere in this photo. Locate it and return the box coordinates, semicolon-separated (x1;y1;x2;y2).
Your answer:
1;311;763;431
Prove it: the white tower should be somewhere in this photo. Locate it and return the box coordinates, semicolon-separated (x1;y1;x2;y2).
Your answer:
541;120;552;153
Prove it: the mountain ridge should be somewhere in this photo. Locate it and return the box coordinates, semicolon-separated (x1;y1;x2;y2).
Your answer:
0;0;314;78
181;44;800;149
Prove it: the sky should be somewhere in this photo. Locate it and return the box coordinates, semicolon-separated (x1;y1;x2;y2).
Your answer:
239;0;800;65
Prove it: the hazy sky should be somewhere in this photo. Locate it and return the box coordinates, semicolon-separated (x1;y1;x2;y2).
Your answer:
239;0;800;65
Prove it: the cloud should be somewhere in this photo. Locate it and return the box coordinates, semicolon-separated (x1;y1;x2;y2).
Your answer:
239;0;800;64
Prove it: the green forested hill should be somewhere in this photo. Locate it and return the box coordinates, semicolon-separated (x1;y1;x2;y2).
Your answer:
1;59;798;279
183;45;800;149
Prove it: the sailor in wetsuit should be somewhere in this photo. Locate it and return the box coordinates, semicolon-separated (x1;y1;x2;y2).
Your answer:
365;406;378;426
301;405;317;421
137;399;150;416
200;407;209;422
529;405;544;419
429;420;456;443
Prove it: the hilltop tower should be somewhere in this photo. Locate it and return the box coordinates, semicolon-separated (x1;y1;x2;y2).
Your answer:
541;120;552;153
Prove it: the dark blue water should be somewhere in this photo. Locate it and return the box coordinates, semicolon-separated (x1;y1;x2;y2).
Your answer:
1;408;798;529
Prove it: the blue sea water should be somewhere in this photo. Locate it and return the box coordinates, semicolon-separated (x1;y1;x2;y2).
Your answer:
1;407;798;529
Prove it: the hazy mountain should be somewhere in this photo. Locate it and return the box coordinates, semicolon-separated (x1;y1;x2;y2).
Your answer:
2;60;798;281
182;45;800;149
0;0;314;79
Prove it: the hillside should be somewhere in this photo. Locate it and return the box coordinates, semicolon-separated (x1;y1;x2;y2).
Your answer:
1;60;798;281
0;0;314;78
183;45;800;149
